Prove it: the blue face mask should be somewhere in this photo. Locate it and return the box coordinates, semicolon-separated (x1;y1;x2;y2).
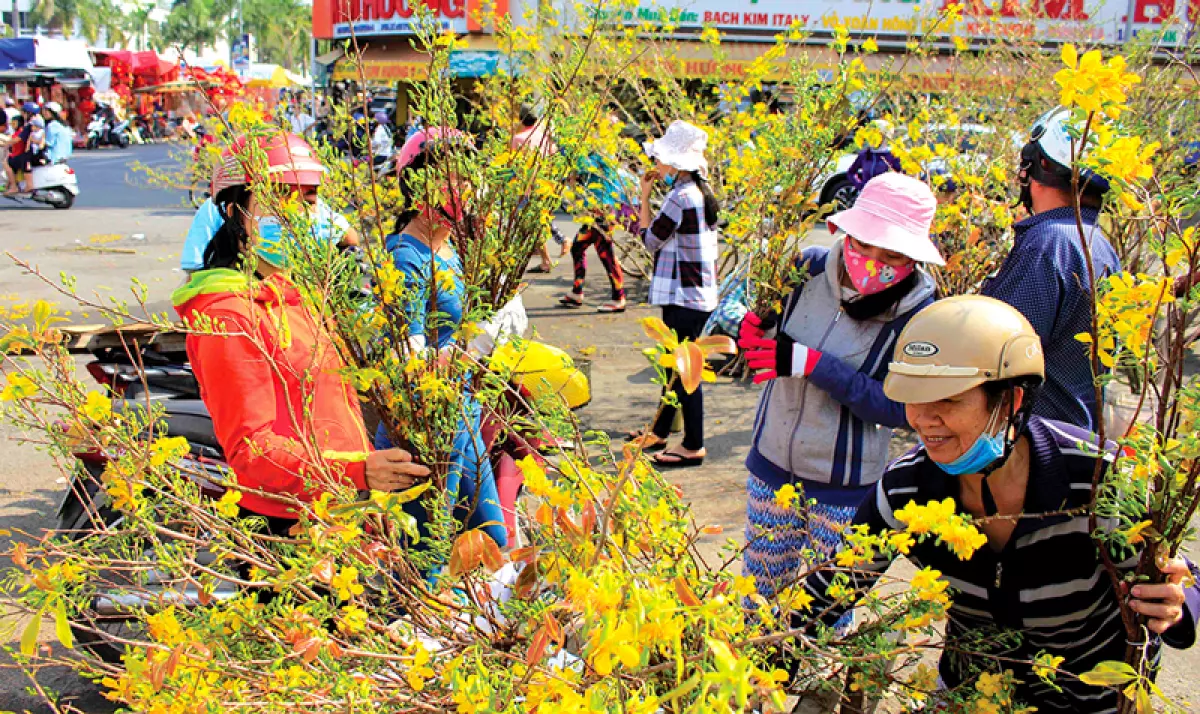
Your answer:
662;173;676;188
254;215;291;269
925;406;1006;476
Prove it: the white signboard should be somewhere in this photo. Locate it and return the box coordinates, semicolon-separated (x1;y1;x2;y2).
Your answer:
587;0;1196;47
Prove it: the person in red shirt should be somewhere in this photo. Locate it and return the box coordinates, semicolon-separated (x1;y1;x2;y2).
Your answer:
172;132;429;535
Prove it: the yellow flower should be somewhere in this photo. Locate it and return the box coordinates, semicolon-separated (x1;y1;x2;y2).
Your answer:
827;581;855;603
774;483;799;509
911;567;950;602
338;605;368;635
862;38;878;53
888;531;915;554
940;521;989;559
1089;135;1157;184
146;606;186;646
700;26;721;46
331;565;364;601
82;391;113;423
1032;652;1065;680
1054;44;1141;116
976;671;1004;698
783;587;814;611
952;36;969;51
733;575;757;598
0;373;36;402
406;641;435;692
589;620;640;675
214;489;243;518
149;436;190;467
517;456;573;509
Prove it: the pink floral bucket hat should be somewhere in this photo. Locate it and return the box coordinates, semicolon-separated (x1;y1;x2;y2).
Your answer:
827;172;945;266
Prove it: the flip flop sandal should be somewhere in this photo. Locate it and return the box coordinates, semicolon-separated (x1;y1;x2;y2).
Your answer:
558;296;585;308
624;430;667;452
597;304;626;313
528;265;553;274
653;452;705;468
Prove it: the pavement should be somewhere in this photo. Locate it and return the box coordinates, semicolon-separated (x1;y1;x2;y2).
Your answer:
0;145;1196;712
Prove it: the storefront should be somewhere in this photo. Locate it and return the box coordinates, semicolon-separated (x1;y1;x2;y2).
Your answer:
311;0;515;124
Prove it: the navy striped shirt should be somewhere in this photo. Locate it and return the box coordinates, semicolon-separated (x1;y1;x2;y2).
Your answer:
802;417;1199;713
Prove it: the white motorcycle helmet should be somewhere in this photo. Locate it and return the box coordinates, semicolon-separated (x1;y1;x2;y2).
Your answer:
1017;107;1109;211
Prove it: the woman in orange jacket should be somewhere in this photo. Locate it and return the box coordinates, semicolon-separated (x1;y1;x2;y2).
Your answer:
172;132;429;535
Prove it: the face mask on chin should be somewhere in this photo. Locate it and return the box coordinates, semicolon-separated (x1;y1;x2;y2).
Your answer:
925;403;1007;476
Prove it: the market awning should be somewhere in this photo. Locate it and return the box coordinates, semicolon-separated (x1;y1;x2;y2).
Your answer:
242;63;310;88
0;37;93;72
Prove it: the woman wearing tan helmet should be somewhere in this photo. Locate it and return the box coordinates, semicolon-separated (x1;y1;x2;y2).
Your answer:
797;295;1199;712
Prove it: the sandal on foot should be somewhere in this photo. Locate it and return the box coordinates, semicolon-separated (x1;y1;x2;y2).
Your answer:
597;302;626;313
624;429;667;452
653;451;705;468
558;295;585;308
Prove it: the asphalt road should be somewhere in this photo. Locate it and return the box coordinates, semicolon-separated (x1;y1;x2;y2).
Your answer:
0;149;1197;712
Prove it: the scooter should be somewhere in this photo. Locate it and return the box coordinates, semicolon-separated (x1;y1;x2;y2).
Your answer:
1;161;79;209
109;119;131;148
85;114;108;150
85;114;130;150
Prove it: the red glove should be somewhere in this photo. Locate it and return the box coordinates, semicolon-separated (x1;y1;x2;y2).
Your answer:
738;311;768;346
742;332;822;384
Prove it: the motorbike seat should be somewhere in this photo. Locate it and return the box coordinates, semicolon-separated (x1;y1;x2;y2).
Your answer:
119;398;223;453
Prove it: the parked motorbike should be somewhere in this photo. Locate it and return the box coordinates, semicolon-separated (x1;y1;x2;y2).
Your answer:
59;321;589;657
0;161;79;209
85;113;130;150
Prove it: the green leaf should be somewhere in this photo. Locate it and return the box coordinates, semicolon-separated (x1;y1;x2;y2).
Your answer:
1079;660;1138;687
19;608;43;657
53;598;73;649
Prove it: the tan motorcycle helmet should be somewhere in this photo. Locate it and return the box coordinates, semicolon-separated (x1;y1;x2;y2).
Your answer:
884;295;1044;405
885;296;1046;516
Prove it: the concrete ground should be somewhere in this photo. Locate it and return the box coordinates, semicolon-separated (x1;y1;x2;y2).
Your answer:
0;145;1195;711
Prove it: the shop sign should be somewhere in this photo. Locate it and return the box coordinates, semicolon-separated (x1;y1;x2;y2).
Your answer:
588;0;1197;47
331;0;470;37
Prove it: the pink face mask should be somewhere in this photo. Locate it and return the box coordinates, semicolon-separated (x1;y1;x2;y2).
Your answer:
843;240;915;295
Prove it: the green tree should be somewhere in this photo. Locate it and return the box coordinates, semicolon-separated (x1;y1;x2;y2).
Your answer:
29;0;82;36
77;0;131;46
161;0;234;58
241;0;311;72
126;5;161;51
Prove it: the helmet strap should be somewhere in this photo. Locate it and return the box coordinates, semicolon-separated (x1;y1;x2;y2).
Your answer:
975;385;1036;517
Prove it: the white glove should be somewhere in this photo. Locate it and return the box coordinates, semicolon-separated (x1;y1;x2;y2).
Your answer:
468;295;528;358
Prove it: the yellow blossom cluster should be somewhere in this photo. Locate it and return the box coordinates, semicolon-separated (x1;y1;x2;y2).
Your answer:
1054;44;1141;119
1077;272;1173;368
894;498;988;559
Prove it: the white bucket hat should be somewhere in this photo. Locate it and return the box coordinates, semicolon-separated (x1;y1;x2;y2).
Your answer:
644;120;709;176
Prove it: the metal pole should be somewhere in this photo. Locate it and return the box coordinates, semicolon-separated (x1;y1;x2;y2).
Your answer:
1123;0;1135;42
310;36;317;120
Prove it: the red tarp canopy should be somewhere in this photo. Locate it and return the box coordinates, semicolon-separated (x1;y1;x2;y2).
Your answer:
131;51;179;82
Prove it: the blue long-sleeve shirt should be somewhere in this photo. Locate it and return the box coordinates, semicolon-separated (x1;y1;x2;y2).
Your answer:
982;206;1120;430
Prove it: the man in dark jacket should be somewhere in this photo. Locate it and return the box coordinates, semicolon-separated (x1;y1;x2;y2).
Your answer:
982;107;1119;431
